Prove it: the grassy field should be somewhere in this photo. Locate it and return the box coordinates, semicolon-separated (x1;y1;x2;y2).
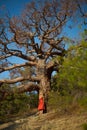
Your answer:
0;110;87;130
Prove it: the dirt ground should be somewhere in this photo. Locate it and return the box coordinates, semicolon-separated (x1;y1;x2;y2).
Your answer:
0;111;87;130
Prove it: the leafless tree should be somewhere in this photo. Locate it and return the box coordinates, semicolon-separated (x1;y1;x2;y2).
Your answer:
0;0;86;113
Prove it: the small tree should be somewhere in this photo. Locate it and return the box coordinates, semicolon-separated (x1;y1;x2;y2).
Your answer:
53;40;87;95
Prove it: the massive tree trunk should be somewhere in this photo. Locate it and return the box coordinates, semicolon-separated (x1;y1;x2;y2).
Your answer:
37;59;51;113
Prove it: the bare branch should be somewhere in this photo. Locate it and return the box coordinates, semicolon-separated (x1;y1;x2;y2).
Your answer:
7;49;36;61
46;61;55;70
17;82;39;93
0;76;40;84
76;0;87;24
0;54;12;60
0;83;39;100
76;0;87;17
0;61;37;73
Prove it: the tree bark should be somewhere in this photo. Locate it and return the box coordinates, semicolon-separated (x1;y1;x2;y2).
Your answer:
38;76;50;113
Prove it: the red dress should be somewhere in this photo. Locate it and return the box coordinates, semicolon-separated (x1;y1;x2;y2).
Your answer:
38;97;45;111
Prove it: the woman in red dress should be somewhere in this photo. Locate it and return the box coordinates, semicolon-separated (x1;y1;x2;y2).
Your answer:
38;91;45;114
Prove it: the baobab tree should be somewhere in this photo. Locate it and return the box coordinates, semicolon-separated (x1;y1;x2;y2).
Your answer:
0;0;86;113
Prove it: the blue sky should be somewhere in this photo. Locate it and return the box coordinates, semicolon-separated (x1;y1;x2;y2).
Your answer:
0;0;32;16
0;0;87;79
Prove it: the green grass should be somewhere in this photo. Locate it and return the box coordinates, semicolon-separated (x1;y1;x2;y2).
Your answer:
82;123;87;130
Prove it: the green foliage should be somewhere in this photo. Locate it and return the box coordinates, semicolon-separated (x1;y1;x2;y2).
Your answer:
0;84;38;122
50;40;87;113
78;95;87;108
82;123;87;130
28;92;38;109
53;41;87;95
48;90;87;115
82;29;87;40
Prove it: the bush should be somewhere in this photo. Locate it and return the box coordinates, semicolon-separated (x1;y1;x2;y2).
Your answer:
0;86;38;122
48;90;87;114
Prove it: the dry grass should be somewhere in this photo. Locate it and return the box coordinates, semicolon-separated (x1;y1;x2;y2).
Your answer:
0;110;87;130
